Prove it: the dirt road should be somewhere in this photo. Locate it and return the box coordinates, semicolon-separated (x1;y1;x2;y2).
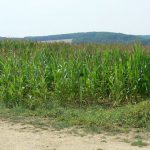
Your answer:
0;119;149;150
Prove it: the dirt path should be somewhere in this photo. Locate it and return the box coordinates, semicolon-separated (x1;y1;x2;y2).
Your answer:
0;119;149;150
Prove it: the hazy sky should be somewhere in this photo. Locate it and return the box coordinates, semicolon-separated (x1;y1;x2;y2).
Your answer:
0;0;150;37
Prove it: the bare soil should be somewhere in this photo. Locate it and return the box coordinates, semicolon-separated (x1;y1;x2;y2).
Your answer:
0;119;149;150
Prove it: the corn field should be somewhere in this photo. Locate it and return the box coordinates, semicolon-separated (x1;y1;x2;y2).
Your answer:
0;40;150;109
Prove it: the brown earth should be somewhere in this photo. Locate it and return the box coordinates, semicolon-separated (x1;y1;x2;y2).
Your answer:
0;119;149;150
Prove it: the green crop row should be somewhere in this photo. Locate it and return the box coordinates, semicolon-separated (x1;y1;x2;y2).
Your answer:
0;40;150;109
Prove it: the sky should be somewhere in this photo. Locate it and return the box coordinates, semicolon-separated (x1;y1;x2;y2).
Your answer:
0;0;150;37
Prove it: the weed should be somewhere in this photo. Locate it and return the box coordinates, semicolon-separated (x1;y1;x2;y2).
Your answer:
131;139;148;147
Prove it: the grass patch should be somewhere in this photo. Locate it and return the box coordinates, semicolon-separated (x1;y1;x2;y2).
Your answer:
0;100;149;132
131;134;149;147
131;139;148;147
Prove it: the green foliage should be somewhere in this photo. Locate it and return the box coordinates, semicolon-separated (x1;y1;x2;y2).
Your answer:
0;40;150;109
0;100;149;130
131;139;148;147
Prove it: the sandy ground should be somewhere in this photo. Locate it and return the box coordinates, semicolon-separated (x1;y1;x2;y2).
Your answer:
0;119;150;150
